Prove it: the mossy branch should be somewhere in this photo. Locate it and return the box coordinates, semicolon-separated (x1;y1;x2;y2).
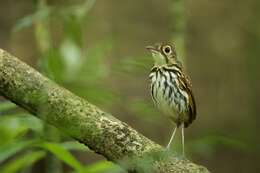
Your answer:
0;49;210;173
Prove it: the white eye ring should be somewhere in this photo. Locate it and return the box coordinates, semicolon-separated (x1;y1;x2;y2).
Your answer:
163;46;171;54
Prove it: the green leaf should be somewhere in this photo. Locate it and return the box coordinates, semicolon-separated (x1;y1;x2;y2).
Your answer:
75;161;122;173
78;42;112;82
15;114;44;133
39;142;83;171
61;141;88;151
0;151;46;173
0;114;44;144
13;6;51;32
63;16;82;46
0;102;17;113
0;115;31;144
0;140;36;164
40;49;65;82
60;39;82;79
13;14;35;32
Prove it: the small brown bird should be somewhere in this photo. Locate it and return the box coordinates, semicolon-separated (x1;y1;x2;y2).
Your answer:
146;42;196;155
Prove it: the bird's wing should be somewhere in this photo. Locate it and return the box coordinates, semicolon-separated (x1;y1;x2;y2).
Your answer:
177;72;197;127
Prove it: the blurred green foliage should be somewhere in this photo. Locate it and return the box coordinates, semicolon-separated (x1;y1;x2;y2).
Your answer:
0;0;122;173
0;101;122;173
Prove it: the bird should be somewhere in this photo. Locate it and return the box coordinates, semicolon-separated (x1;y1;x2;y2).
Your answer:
146;42;196;155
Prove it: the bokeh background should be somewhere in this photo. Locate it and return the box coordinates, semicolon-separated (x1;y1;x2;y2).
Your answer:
0;0;259;173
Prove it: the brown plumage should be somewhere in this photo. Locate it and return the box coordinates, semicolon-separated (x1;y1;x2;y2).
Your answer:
146;42;196;154
176;67;196;127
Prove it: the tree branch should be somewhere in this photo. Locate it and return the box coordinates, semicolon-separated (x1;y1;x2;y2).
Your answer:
0;49;210;173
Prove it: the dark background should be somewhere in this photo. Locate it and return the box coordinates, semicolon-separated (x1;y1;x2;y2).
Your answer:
0;0;259;172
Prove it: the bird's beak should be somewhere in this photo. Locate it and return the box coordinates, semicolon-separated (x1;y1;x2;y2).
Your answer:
146;45;158;53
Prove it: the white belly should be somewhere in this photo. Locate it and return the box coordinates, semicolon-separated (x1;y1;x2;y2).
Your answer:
150;69;189;123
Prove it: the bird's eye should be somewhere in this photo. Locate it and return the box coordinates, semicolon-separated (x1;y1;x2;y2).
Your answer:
164;46;171;54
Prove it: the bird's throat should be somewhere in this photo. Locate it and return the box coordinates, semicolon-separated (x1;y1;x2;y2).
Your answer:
152;52;167;66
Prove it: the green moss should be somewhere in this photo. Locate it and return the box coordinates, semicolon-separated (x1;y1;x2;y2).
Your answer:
0;49;210;173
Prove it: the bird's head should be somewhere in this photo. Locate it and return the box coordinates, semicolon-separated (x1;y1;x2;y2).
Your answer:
146;42;178;66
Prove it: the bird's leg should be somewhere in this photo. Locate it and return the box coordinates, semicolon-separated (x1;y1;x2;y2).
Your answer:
166;125;177;149
181;123;185;156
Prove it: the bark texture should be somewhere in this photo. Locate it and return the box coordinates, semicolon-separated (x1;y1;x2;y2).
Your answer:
0;49;210;173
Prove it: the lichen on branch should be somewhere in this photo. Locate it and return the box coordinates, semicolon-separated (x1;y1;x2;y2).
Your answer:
0;49;210;173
